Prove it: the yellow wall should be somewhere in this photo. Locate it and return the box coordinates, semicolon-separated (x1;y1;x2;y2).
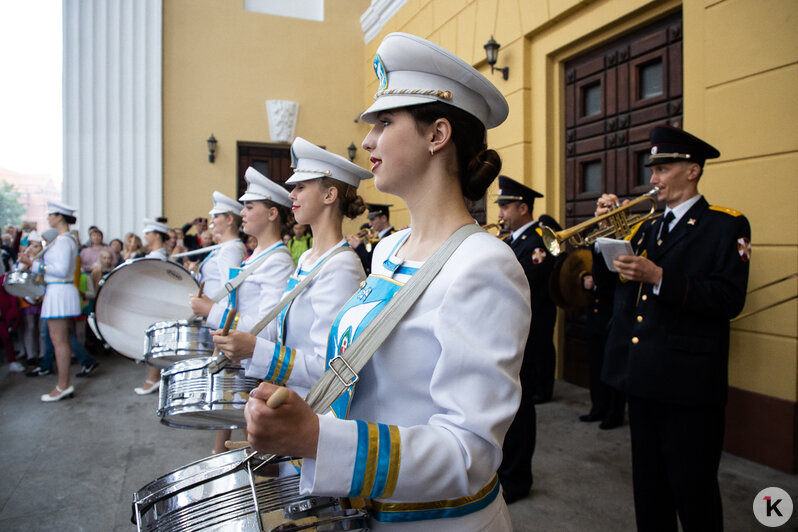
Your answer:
365;0;798;401
162;0;371;235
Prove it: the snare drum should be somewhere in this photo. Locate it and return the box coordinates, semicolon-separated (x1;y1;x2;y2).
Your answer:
158;358;260;430
3;269;45;299
132;448;369;531
92;258;199;360
144;320;214;368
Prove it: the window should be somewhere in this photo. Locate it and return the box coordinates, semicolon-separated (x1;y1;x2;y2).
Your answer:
639;60;663;100
582;161;602;193
582;82;601;117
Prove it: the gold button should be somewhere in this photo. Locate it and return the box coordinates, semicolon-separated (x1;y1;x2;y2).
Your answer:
632;337;639;344
594;309;599;313
636;315;643;322
359;281;366;289
641;295;648;301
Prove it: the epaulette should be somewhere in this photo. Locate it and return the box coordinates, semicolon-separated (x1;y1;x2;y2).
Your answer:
709;205;743;217
623;212;662;241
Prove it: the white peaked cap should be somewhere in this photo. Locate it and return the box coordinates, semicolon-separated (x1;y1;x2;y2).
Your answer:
238;167;292;207
46;200;77;217
27;231;42;242
142;218;171;235
209;191;244;216
360;32;509;129
285;137;372;188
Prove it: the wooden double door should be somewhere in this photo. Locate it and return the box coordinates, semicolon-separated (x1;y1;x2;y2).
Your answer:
561;11;683;386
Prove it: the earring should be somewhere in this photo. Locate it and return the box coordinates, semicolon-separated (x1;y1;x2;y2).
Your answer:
429;147;435;156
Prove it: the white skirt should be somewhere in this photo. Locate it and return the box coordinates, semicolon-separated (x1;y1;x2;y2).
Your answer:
41;283;81;319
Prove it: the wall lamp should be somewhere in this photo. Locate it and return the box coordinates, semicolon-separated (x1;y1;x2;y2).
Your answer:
484;36;509;81
207;134;217;163
347;142;357;162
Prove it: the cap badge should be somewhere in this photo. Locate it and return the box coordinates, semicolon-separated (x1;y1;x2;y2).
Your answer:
373;54;388;91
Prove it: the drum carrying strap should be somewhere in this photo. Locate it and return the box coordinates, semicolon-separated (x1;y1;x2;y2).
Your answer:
206;245;352;374
208;245;293;303
304;224;482;414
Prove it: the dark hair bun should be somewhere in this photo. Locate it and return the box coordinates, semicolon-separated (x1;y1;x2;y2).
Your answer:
463;148;502;201
345;194;367;219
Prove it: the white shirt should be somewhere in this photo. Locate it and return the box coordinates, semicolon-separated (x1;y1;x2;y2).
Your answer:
206;242;294;331
300;229;530;530
197;239;247;299
510;220;535;243
246;242;366;398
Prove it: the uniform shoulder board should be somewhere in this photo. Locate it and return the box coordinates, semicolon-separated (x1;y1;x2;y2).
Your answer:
709;205;744;217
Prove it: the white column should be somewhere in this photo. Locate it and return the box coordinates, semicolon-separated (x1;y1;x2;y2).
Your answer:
63;0;162;241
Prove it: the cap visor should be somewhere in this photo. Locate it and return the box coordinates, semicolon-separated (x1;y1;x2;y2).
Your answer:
360;94;440;124
238;192;269;202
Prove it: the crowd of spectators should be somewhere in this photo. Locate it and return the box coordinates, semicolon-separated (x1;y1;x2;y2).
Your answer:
0;216;312;376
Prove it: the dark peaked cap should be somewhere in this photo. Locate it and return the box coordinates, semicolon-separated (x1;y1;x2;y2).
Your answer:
645;125;720;167
366;203;392;219
494;175;543;207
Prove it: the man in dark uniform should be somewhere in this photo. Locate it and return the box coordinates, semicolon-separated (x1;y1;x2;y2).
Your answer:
594;125;750;531
495;175;561;503
348;203;395;274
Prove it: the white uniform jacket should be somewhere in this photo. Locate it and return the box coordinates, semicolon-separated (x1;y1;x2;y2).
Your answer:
206;241;294;332
246;241;365;398
300;229;531;530
146;248;169;261
35;233;80;319
197;240;247;300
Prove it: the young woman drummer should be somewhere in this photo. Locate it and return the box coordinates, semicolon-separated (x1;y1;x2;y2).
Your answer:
211;137;370;400
190;169;295;454
18;201;84;402
194;191;247;298
134;219;174;395
241;33;531;530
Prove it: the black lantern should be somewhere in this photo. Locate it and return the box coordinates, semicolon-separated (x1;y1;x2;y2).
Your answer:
484;36;509;81
347;142;357;162
207;134;217;163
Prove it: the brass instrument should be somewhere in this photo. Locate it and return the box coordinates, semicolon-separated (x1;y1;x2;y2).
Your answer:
355;227;381;252
540;187;660;256
481;219;505;237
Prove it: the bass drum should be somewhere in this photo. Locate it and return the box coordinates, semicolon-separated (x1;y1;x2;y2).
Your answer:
93;258;199;360
132;448;369;531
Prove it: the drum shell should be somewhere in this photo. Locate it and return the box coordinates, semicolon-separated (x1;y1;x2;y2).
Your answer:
132;448;369;532
93;258;198;360
3;270;45;299
144;320;214;369
158;358;260;430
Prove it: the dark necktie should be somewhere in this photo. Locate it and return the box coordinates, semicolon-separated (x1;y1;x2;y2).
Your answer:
658;211;675;245
662;211;675;235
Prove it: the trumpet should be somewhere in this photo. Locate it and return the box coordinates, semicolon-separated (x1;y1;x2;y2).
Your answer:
481;219;505;237
540;187;660;256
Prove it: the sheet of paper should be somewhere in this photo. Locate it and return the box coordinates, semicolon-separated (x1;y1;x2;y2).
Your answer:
595;237;634;272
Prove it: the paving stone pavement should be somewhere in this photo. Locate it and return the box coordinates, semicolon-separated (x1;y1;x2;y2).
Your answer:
0;352;795;531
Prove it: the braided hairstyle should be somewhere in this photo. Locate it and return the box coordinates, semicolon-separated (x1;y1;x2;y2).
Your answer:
407;102;502;201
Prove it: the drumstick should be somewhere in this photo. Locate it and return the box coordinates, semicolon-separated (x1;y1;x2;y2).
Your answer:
266;386;290;408
197;281;205;299
224;440;249;450
206;309;237;373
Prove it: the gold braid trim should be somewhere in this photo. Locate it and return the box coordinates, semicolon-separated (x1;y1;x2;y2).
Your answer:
374;88;452;101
